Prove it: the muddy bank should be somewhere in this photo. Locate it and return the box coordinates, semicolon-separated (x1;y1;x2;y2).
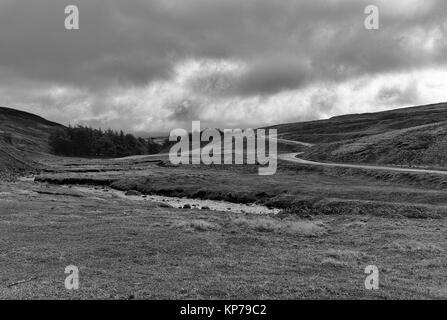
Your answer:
35;175;117;186
34;174;279;208
30;175;280;215
34;173;445;219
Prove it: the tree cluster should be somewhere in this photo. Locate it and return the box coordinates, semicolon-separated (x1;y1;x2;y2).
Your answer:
49;125;162;157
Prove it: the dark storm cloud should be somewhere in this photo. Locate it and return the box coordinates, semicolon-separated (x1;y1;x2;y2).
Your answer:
187;56;312;97
230;57;312;97
0;0;188;88
0;0;446;130
1;0;446;89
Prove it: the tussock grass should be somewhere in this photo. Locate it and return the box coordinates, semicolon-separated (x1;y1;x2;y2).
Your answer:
321;249;369;267
386;240;444;254
172;219;220;232
3;176;447;299
321;258;348;267
232;217;326;236
326;249;367;261
343;221;367;228
278;197;444;219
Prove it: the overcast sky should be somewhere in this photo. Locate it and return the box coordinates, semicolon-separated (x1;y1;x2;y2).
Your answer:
0;0;446;134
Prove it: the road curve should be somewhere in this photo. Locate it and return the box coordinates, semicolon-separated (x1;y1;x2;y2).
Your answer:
114;153;169;161
115;136;447;176
271;137;314;147
115;134;311;161
279;152;447;175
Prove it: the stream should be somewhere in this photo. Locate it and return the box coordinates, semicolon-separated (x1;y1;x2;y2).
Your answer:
74;185;280;215
18;175;279;215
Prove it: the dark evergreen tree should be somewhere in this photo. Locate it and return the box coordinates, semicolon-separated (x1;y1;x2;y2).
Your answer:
49;125;162;158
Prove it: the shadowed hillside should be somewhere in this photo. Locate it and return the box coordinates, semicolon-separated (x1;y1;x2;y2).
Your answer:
0;106;64;174
0;106;163;176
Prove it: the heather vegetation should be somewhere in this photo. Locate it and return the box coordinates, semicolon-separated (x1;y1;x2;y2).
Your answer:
305;122;447;168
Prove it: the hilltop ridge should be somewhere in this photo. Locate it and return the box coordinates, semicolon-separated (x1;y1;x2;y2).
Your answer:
268;102;447;168
268;102;447;144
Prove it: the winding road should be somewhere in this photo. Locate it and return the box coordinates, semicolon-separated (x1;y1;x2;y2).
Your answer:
278;152;447;175
117;135;447;176
276;136;447;175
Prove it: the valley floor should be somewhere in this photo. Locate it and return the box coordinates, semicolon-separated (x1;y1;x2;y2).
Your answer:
1;154;447;299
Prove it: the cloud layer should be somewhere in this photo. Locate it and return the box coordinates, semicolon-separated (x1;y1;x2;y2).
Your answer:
0;0;446;133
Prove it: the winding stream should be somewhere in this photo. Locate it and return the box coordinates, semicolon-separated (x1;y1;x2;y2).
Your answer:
74;185;280;215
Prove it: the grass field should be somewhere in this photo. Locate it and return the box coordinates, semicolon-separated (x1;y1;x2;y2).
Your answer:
1;153;446;299
2;104;447;299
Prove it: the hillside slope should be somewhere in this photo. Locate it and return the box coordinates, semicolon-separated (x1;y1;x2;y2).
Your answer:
2;102;447;174
269;102;447;144
304;121;447;168
0;106;64;174
270;102;447;168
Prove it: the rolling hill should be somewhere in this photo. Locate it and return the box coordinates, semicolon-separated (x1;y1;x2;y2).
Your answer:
0;106;64;174
269;102;447;168
269;102;447;143
3;102;447;176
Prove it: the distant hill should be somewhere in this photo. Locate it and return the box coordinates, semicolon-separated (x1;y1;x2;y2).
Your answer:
0;106;64;173
3;102;447;174
269;102;447;168
268;102;447;143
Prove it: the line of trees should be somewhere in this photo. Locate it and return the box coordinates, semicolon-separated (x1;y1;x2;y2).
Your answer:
49;125;163;157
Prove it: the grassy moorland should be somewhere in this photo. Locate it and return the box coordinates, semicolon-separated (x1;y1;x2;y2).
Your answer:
1;154;446;299
270;102;447;169
0;107;63;177
36;155;447;219
268;102;447;143
304;121;447;169
1;105;447;299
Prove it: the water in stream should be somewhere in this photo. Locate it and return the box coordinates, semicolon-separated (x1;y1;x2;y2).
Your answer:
74;185;280;215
